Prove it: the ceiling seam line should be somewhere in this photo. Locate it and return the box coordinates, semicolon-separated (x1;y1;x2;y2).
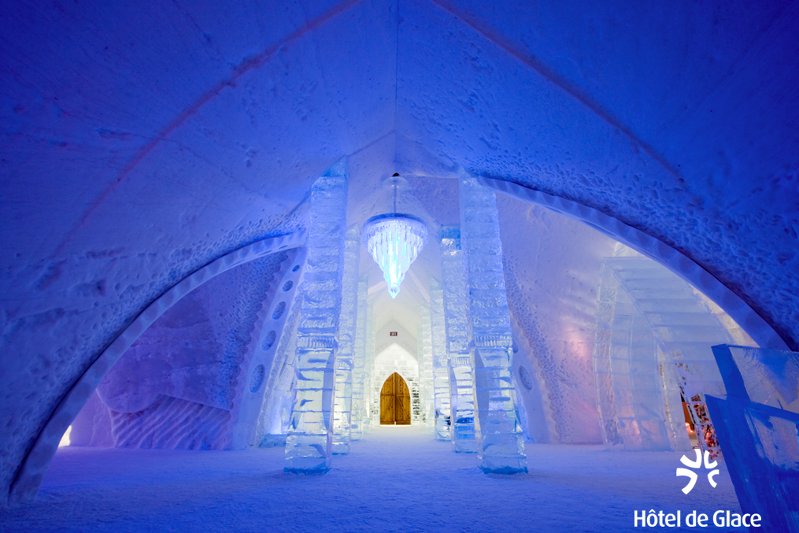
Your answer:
392;0;401;167
50;0;364;259
429;0;685;185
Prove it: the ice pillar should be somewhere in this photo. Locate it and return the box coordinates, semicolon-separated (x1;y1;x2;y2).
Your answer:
440;227;477;452
460;176;527;473
285;170;347;473
430;282;451;440
363;302;376;431
332;228;360;454
418;305;435;423
350;278;368;440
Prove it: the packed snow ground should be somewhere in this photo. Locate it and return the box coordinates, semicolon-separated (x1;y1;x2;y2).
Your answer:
1;425;742;532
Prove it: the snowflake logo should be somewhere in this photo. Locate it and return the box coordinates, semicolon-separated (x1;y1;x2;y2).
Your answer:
676;449;719;494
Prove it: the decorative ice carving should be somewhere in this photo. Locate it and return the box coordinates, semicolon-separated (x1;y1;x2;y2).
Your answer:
429;282;452;440
418;305;435;423
439;226;477;453
592;255;739;454
285;170;348;473
364;214;427;298
332;228;360;454
350;279;368;441
459;176;527;473
706;345;799;532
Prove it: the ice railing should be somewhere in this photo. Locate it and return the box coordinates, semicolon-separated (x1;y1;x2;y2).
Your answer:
706;344;799;533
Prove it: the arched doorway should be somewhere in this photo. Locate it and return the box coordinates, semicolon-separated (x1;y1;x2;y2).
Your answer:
380;372;411;425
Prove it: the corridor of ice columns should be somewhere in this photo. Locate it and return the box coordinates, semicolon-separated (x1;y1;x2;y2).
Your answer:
2;0;798;531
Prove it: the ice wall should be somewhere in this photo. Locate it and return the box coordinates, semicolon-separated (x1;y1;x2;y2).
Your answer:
707;345;799;532
499;199;612;444
69;251;294;449
396;0;799;350
256;300;302;446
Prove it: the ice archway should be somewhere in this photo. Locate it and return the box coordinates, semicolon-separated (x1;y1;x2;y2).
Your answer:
1;0;798;508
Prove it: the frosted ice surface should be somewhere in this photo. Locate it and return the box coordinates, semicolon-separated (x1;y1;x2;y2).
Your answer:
439;226;477;453
707;345;799;533
429;283;452;440
332;228;360;454
460;177;526;473
350;279;368;441
285;173;348;473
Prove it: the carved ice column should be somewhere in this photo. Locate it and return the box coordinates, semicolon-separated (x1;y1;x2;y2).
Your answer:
285;171;347;473
363;302;376;431
418;305;435;424
332;228;360;454
430;282;451;440
440;227;477;452
350;278;368;440
460;176;527;473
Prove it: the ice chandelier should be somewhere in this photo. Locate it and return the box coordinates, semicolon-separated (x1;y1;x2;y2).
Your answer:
364;175;428;298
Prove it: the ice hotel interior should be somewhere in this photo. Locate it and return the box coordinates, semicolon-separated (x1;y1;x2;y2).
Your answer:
1;1;798;531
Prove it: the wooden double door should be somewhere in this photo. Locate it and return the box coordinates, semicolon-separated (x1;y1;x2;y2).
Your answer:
380;372;411;425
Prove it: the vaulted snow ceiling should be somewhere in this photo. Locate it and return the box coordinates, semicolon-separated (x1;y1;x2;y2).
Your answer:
1;0;798;502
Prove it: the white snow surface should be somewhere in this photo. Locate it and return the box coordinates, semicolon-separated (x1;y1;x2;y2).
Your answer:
1;426;742;532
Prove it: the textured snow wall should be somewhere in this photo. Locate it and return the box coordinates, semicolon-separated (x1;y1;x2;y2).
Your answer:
69;251;295;449
397;0;799;350
6;231;306;503
499;200;611;444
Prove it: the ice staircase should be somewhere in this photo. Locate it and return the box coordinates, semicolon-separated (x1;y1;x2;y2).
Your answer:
595;255;749;452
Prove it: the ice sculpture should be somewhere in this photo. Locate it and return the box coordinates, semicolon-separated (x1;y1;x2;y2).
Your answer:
459;176;526;473
332;228;360;454
364;213;427;298
439;226;477;453
285;170;348;473
350;279;368;440
429;282;452;440
706;345;799;533
592;261;682;450
592;254;739;453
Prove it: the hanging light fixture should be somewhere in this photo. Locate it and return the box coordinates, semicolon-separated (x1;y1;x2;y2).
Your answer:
364;174;428;299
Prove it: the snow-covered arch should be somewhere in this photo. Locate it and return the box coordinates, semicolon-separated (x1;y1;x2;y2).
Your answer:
9;231;306;503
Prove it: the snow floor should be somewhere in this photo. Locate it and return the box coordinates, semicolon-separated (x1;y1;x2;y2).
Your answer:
1;425;743;532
